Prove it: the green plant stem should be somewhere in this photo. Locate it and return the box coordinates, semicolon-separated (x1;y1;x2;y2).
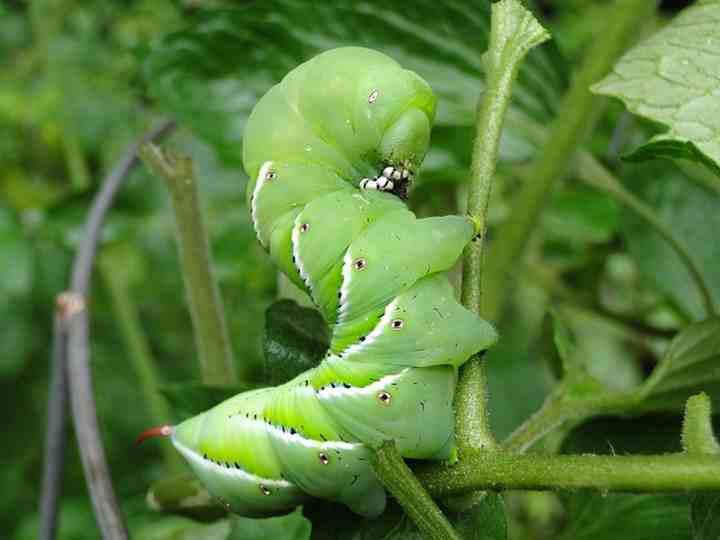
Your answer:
682;393;720;455
482;0;658;322
99;257;182;471
371;441;461;540
416;449;720;497
576;151;716;317
456;0;549;453
140;144;237;385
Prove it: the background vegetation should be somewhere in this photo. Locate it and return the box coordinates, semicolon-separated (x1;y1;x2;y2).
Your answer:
4;0;719;538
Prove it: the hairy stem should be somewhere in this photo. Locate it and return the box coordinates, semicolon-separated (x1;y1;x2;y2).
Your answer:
576;151;716;317
456;0;549;453
417;450;720;497
140;144;237;385
482;0;659;321
371;441;461;540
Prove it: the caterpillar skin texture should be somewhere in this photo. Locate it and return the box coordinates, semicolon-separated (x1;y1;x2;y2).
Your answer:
169;47;497;518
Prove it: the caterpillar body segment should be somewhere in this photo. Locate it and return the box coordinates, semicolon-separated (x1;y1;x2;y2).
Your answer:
164;47;498;518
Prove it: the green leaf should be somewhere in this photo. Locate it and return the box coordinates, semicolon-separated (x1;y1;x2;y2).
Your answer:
263;300;328;386
0;209;32;297
132;516;231;540
228;508;311;540
451;493;507;540
560;420;692;539
692;492;720;540
543;186;620;244
640;317;720;410
144;1;565;166
0;298;33;376
303;499;405;540
147;473;226;522
159;382;253;420
592;0;720;177
622;171;720;320
623;139;720;180
557;491;692;540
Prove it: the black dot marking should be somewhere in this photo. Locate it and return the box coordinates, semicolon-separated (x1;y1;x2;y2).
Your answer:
305;380;309;386
420;401;426;411
343;383;351;389
319;452;330;465
292;256;296;262
260;484;271;496
265;170;276;181
300;223;309;233
290;428;296;435
378;391;392;405
359;336;366;342
337;291;342;298
253;414;257;420
391;319;404;330
320;433;327;441
330;383;336;388
353;258;367;271
203;453;208;460
235;462;240;469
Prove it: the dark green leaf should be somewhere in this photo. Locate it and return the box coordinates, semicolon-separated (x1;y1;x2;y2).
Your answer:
228;507;311;540
147;473;226;522
144;1;565;166
593;0;720;178
640;317;720;411
0;209;32;297
543;186;621;244
622;172;720;320
557;491;692;540
692;492;720;540
133;516;231;540
623;140;720;181
451;493;507;540
263;300;328;386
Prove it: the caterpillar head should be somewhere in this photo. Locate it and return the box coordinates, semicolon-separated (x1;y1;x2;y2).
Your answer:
242;47;436;206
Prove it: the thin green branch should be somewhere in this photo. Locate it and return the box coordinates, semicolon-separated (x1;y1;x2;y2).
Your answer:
417;449;720;497
99;256;182;471
457;0;549;453
370;441;461;540
576;151;716;317
482;0;659;321
140;144;237;385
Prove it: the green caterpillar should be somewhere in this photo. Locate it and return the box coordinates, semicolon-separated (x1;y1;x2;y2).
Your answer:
144;47;497;518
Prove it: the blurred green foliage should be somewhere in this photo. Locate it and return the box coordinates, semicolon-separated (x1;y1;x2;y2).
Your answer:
4;0;720;539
